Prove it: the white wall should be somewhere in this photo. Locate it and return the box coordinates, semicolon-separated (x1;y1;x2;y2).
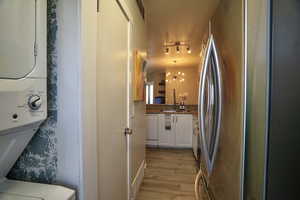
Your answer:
79;0;98;199
56;0;81;192
166;66;199;105
56;0;98;199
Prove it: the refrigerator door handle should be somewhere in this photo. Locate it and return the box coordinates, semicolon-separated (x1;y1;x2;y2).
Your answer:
195;169;202;200
198;34;223;175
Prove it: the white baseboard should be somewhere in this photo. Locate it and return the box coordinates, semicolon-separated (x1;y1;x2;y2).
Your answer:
146;140;158;146
131;160;145;200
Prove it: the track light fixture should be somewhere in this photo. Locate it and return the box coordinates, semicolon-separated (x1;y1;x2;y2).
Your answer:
163;41;191;55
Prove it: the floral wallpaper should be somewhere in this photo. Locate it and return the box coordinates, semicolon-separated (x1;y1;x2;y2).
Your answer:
8;0;58;184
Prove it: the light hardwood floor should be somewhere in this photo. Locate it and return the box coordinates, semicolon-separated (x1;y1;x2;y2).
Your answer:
136;148;207;200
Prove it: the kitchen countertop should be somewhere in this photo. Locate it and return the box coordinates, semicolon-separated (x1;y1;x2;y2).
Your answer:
146;110;198;115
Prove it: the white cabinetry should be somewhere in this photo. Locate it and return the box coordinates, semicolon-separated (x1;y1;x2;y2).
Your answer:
146;114;193;148
158;114;176;147
146;114;159;146
174;114;193;148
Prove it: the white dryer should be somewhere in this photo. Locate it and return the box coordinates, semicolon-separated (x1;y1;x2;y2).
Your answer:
0;0;75;199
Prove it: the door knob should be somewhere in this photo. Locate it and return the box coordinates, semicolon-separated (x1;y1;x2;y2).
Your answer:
124;128;133;135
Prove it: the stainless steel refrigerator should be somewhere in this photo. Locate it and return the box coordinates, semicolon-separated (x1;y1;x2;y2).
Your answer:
196;0;300;199
196;0;245;199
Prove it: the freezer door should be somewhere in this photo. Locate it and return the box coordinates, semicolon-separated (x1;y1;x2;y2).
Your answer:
198;35;222;175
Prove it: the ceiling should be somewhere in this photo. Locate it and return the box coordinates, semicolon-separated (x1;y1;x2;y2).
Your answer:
144;0;220;71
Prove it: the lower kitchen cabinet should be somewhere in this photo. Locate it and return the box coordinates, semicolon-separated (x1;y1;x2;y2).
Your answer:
146;114;159;146
158;114;176;147
146;114;193;148
174;114;193;148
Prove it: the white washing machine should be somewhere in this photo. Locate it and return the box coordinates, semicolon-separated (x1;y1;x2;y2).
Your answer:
0;0;75;199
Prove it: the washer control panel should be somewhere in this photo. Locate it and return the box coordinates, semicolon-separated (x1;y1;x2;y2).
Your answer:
0;79;47;133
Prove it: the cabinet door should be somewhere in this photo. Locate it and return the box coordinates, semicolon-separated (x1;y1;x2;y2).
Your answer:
158;114;176;147
146;115;158;141
175;115;193;148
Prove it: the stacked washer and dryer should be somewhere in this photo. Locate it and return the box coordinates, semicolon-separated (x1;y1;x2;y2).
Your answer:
0;0;75;199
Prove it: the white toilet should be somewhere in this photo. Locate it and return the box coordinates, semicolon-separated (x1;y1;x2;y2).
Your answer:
0;0;75;199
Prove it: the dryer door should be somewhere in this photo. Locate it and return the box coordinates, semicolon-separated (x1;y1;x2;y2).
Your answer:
0;0;36;79
199;35;222;175
0;194;42;200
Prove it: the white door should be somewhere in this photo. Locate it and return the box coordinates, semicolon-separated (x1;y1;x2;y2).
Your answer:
97;1;132;199
175;115;193;148
146;115;158;145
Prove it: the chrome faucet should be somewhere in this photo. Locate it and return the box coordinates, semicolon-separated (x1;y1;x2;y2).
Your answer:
173;88;176;105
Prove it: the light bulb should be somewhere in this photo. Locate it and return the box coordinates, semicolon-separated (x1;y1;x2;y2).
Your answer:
187;47;192;54
176;46;180;54
165;47;169;55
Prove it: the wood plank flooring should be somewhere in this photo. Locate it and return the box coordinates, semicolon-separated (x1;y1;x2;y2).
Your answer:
136;148;207;200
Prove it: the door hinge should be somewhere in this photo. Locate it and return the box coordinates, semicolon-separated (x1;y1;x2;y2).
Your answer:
34;43;38;56
124;128;133;136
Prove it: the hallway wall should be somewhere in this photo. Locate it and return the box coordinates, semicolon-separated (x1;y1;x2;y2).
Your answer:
55;0;98;199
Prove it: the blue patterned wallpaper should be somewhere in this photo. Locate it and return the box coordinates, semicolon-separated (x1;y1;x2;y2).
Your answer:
8;0;58;184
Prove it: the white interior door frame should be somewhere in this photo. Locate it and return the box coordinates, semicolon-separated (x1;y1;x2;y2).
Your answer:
116;1;134;199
